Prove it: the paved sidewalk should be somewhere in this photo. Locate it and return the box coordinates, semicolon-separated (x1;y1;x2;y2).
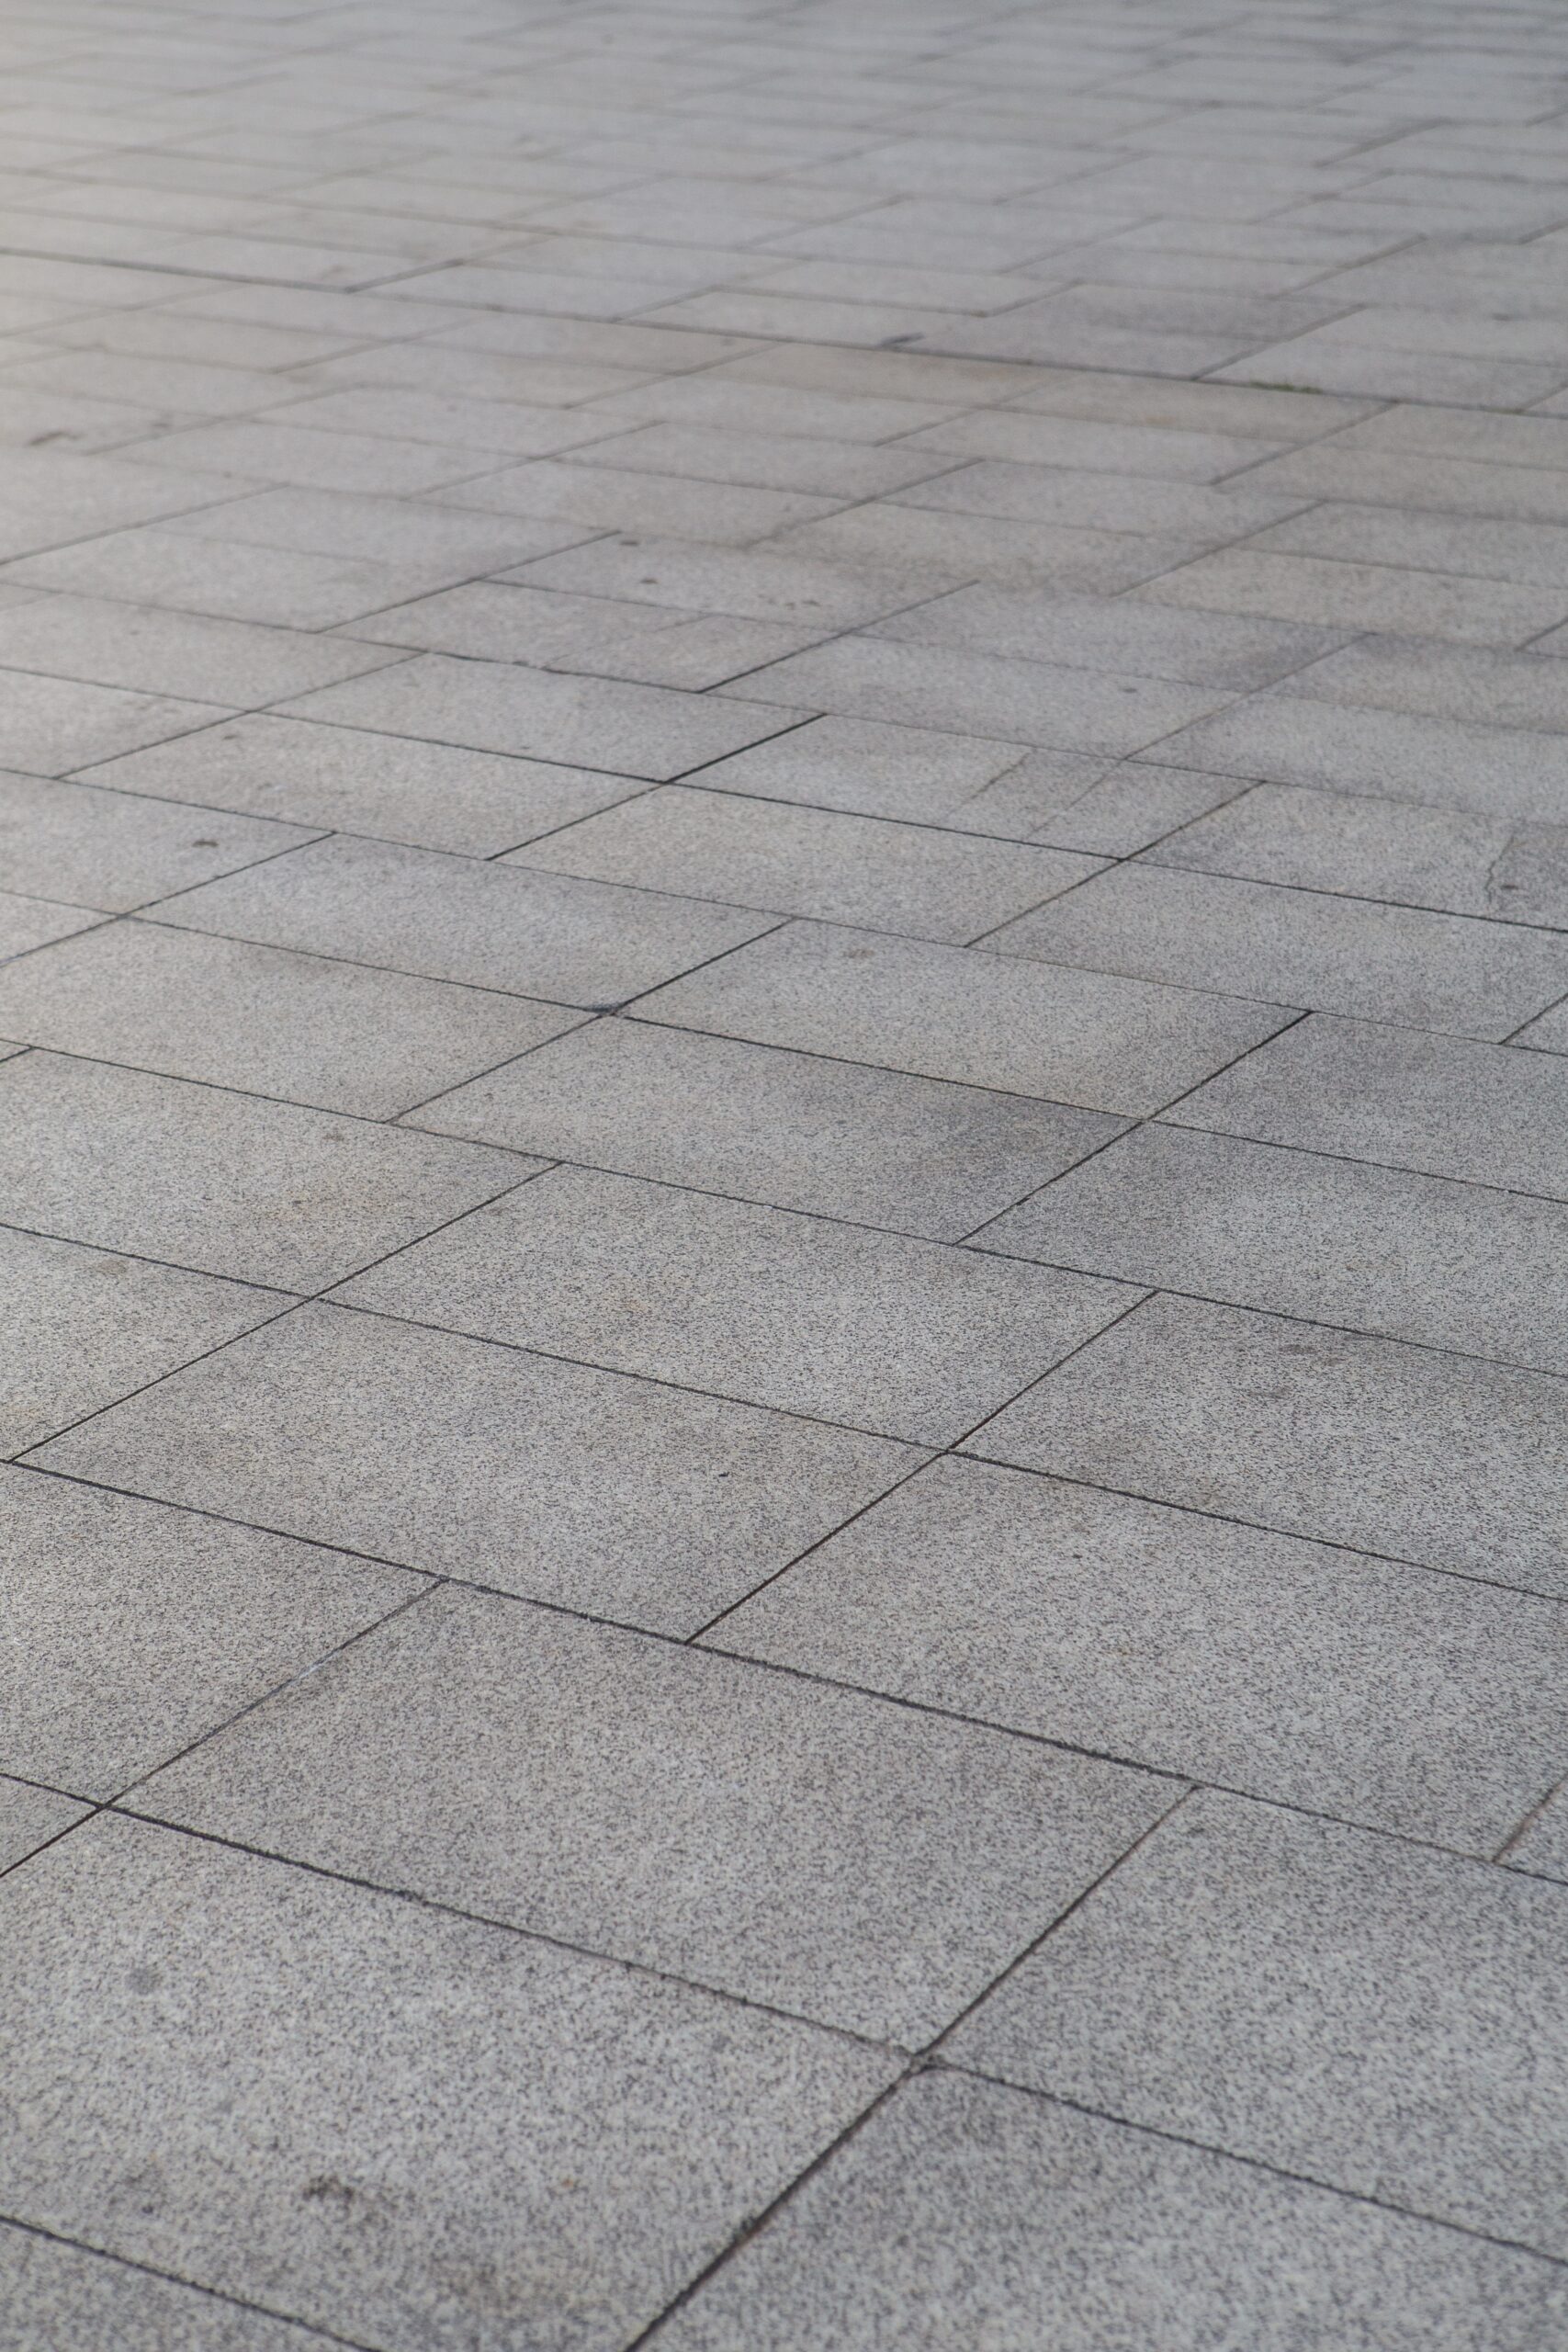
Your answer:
4;0;1568;2345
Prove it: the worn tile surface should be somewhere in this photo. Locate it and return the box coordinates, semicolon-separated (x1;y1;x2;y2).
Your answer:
9;0;1568;2340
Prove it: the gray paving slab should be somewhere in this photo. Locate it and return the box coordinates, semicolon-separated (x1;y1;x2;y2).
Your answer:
872;583;1345;690
638;921;1293;1115
983;1123;1568;1375
946;1792;1568;2259
0;772;315;913
716;1455;1568;1850
655;2071;1568;2352
992;862;1568;1037
510;534;934;627
509;787;1100;943
1174;1015;1568;1201
335;1165;1136;1444
277;654;805;780
155;833;773;1004
685;716;1034;828
412;1017;1122;1240
0;2225;329;2352
1;1222;288;1457
0;887;103;960
969;1293;1568;1598
0;1778;91;1874
0;1465;422;1798
78;712;646;855
1515;995;1568;1055
0;1814;894;2352
1150;780;1568;927
0;1052;531;1289
139;1584;1168;2042
0;922;581;1117
1136;547;1568;645
30;1301;918;1634
0;594;400;707
0;670;227;777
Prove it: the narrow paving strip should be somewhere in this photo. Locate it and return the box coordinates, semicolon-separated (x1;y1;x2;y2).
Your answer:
2;1;1568;2346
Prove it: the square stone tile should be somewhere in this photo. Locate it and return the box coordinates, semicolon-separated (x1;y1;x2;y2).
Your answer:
968;1293;1568;1598
0;773;315;913
0;923;581;1117
655;2072;1568;2352
981;1123;1568;1375
155;834;773;1005
412;1017;1122;1240
139;1584;1169;2041
335;1165;1137;1444
0;1053;531;1289
637;921;1298;1115
31;1302;919;1634
1172;1015;1568;1201
0;1815;893;2351
0;1778;90;1874
0;2223;326;2352
991;863;1568;1037
278;655;804;780
946;1792;1568;2260
80;713;646;856
509;788;1100;944
0;1466;422;1797
716;1456;1568;1849
1;1223;287;1456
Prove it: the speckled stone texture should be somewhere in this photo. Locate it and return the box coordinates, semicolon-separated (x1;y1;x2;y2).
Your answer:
6;0;1568;2342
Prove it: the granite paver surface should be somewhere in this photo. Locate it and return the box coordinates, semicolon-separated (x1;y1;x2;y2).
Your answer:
5;0;1568;2343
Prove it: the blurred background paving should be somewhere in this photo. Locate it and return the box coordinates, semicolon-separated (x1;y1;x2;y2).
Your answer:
3;0;1568;2344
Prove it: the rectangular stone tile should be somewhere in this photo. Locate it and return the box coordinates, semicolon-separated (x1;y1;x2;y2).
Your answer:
119;418;500;495
32;1301;917;1633
511;534;931;628
0;448;253;564
0;2224;326;2352
1235;440;1568;525
442;454;840;544
770;504;1201;596
992;864;1568;1037
0;1467;422;1797
1151;695;1568;826
734;637;1230;754
969;1293;1568;1597
164;484;588;570
1017;759;1247;855
79;713;645;856
900;407;1280;479
1173;1015;1568;1201
1137;548;1568;645
655;2072;1567;2352
0;1053;532;1289
1516;996;1568;1053
259;384;622;458
717;1455;1568;1850
141;1583;1168;2042
684;718;1035;829
0;670;226;776
891;458;1304;538
983;1124;1568;1376
0;1780;90;1874
277;656;804;780
1;1222;287;1457
570;420;956;497
0;1815;893;2352
0;923;579;1117
0;888;103;960
0;594;402;706
638;921;1292;1115
156;834;773;1005
0;773;315;912
1258;501;1568;590
510;788;1100;944
1280;639;1568;732
1150;781;1568;926
413;1018;1122;1241
946;1792;1568;2260
336;1165;1135;1445
873;584;1344;690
